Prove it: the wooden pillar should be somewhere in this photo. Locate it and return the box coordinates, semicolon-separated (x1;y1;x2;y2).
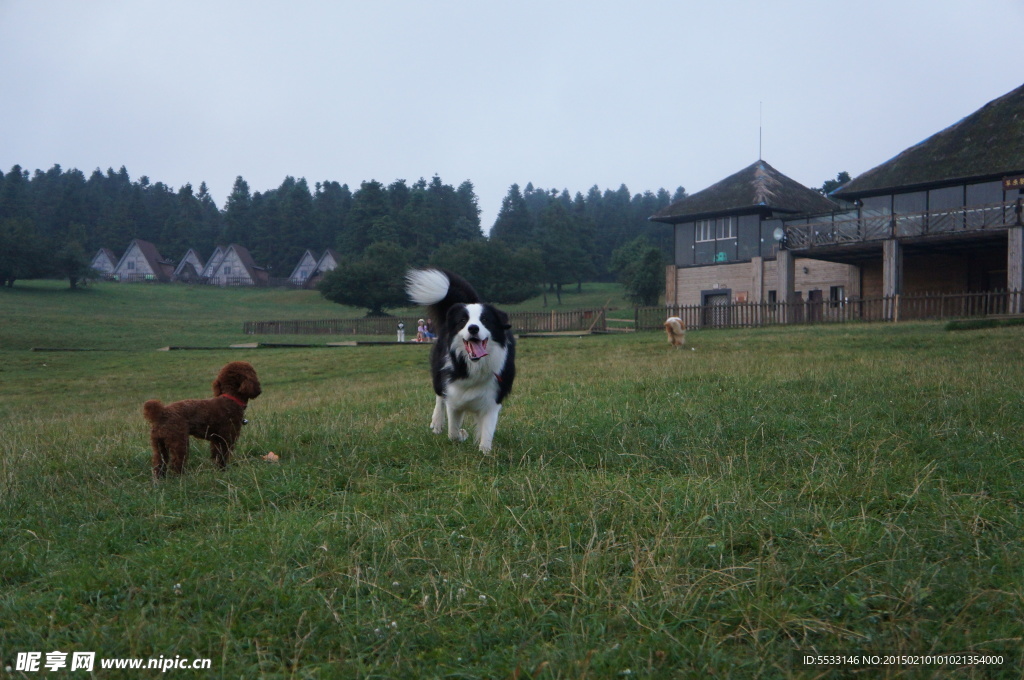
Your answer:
751;256;764;303
665;265;678;307
777;249;796;322
751;256;764;325
883;239;903;321
1008;227;1024;314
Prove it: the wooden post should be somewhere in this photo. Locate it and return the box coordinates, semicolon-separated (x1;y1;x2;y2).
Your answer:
883;239;903;321
1008;226;1024;314
665;265;678;306
751;256;764;326
776;249;796;323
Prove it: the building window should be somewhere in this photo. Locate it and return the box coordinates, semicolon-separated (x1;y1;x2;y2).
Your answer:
126;261;135;270
717;216;735;239
830;285;845;307
224;266;232;275
767;290;777;304
696;219;714;242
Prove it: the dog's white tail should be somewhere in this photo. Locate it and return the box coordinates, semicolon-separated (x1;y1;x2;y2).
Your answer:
406;268;450;306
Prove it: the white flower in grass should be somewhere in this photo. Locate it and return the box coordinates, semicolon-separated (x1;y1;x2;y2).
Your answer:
173;583;182;595
478;594;487;602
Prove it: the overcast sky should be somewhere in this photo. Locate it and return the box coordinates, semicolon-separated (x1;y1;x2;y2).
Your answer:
2;1;1023;232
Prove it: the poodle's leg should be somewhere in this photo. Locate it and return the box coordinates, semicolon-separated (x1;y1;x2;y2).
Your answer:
167;435;189;475
210;435;233;469
151;436;169;479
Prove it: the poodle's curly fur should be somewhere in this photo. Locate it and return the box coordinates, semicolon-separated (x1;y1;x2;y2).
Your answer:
143;361;262;479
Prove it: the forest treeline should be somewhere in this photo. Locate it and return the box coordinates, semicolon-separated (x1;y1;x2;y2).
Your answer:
0;164;683;290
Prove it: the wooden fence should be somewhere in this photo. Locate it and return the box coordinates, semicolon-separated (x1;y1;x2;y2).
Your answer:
243;308;607;336
636;290;1023;330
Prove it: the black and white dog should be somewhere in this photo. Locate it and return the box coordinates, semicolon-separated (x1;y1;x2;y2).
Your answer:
405;268;516;452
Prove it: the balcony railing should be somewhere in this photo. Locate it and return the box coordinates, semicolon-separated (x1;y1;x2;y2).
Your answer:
785;201;1022;250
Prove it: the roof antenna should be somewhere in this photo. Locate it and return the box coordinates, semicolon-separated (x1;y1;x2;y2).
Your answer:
759;101;763;161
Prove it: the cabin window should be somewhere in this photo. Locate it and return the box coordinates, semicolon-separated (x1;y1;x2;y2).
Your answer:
696;220;714;242
126;261;135;270
223;266;232;275
716;217;735;239
767;290;777;304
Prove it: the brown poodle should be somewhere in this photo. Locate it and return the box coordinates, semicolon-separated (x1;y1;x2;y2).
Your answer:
143;361;262;479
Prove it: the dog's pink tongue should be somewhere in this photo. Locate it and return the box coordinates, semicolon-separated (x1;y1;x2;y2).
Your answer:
466;339;489;358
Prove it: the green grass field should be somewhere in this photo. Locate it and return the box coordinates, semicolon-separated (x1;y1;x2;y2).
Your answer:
1;282;1022;678
0;281;634;351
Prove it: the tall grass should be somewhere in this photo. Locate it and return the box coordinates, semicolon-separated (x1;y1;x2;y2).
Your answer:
1;285;1022;678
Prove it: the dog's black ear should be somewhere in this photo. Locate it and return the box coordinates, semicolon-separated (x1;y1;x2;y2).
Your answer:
496;308;511;330
446;303;467;324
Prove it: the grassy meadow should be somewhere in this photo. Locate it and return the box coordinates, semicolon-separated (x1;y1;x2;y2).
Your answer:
1;282;1022;678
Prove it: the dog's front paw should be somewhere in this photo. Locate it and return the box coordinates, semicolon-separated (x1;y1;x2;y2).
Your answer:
431;423;444;435
450;428;468;442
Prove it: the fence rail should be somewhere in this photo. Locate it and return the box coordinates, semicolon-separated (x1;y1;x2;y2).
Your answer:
637;290;1022;330
243;308;606;336
245;293;1021;336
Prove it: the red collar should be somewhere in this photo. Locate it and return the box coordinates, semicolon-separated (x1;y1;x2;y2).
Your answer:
220;393;247;408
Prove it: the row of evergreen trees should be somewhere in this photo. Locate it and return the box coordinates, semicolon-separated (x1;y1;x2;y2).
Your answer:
0;163;683;291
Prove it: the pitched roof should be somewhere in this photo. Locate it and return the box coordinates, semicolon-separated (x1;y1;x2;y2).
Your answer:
289;249;320;280
201;245;227;278
835;82;1024;198
225;244;268;283
91;248;117;266
173;248;205;276
315;248;340;272
115;239;173;281
650;160;837;223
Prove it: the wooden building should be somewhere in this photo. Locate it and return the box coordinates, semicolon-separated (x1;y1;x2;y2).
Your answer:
307;248;340;288
200;245;227;281
112;239;174;282
781;82;1024;315
288;250;320;287
650;160;859;308
172;248;206;283
205;244;268;286
90;248;118;278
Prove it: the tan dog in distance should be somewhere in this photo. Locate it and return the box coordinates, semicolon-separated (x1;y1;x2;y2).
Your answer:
664;317;686;348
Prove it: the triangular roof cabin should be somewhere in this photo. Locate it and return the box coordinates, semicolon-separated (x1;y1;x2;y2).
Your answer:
201;245;227;279
206;244;268;286
112;239;174;282
90;248;118;276
288;249;320;285
316;248;340;273
173;248;206;282
307;248;341;288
